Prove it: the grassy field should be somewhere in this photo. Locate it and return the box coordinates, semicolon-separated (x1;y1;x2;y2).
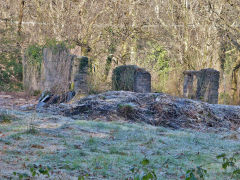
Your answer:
0;109;240;179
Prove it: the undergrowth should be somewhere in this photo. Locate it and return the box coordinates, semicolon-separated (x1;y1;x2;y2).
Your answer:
0;113;19;124
0;26;22;91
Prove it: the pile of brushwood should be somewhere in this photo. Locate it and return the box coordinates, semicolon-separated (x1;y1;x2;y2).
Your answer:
36;91;240;130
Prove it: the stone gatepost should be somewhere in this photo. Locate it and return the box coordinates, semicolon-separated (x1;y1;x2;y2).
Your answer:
73;56;90;95
112;65;151;93
183;68;220;104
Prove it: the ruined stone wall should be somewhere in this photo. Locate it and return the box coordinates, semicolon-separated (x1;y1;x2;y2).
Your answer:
183;68;220;104
112;65;151;93
23;46;91;95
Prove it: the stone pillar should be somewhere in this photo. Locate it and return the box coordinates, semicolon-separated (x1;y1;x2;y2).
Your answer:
112;65;151;93
42;45;75;93
196;68;220;104
73;56;90;95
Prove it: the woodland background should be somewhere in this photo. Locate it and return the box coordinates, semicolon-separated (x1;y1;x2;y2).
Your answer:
0;0;239;104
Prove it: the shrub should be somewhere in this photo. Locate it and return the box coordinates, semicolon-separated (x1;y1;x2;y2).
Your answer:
117;104;135;119
185;153;240;180
0;28;23;91
129;158;157;180
0;113;19;124
26;44;43;66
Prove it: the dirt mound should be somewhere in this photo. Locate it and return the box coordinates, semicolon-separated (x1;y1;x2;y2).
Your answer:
38;91;240;130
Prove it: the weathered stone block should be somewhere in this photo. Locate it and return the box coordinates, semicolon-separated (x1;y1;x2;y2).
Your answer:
112;65;151;93
183;68;220;104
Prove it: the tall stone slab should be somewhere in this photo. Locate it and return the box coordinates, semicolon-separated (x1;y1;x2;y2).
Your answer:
41;45;75;93
112;65;151;93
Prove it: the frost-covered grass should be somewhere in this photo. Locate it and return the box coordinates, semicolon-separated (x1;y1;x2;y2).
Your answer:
0;109;240;179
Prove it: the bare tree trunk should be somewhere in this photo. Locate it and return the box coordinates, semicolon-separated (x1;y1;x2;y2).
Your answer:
17;0;25;36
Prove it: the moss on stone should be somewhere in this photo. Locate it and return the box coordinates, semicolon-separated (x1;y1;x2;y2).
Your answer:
78;56;89;71
44;39;67;54
44;39;76;55
112;65;138;91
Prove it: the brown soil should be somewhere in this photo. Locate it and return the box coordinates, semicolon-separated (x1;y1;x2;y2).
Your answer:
0;92;38;109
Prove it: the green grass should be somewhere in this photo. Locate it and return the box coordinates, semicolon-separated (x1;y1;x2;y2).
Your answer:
0;113;18;124
0;110;240;179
